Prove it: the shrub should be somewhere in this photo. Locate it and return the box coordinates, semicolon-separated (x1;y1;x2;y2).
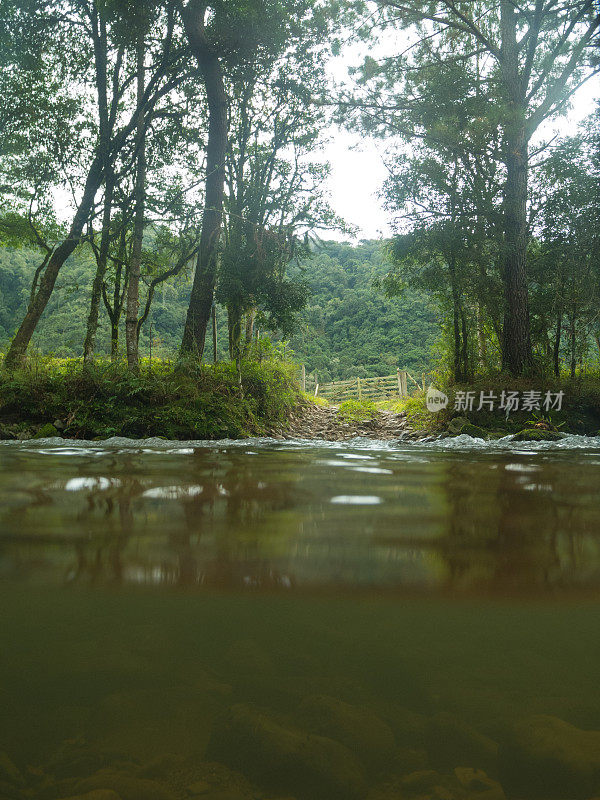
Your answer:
336;399;378;423
0;355;302;440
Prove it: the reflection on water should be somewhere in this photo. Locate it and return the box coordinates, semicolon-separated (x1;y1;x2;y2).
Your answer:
1;440;600;594
1;439;600;799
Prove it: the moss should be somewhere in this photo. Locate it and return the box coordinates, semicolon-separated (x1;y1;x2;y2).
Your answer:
0;356;301;440
512;428;564;442
336;399;378;423
33;423;60;439
460;423;487;439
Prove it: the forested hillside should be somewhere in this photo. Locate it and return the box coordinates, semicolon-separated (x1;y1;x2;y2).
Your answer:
0;239;439;379
288;241;438;381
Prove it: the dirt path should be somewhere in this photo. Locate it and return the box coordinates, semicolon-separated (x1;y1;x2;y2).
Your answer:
270;402;429;441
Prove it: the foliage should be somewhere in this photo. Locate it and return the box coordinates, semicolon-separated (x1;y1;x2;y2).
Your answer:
347;0;600;375
0;356;301;439
397;391;441;431
288;240;439;381
0;239;440;379
336;398;378;423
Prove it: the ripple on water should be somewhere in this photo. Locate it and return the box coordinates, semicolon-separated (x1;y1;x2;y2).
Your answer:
2;432;600;455
330;495;383;505
142;485;204;499
65;477;121;491
349;467;394;475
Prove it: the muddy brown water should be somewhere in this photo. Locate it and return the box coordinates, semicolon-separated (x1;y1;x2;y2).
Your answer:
1;436;599;800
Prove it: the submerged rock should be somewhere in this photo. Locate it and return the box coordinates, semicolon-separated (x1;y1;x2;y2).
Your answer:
369;766;505;800
498;714;600;799
401;769;442;793
0;752;24;785
58;792;122;800
296;694;396;772
207;703;367;799
426;713;498;776
74;770;176;800
454;767;505;799
392;746;428;775
379;705;428;749
0;781;18;799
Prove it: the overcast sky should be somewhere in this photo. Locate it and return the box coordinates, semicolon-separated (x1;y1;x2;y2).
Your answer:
322;43;600;242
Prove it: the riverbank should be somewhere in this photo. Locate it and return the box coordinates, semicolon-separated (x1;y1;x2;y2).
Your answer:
0;357;301;441
399;376;600;440
2;359;600;443
271;401;427;441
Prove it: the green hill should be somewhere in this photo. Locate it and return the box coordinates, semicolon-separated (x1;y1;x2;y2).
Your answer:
0;239;439;378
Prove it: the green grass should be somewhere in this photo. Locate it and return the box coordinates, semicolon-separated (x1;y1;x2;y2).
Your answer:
303;392;329;407
336;398;378;423
0;355;302;440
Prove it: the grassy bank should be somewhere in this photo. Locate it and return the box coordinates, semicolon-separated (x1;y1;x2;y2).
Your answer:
0;356;302;440
398;376;600;439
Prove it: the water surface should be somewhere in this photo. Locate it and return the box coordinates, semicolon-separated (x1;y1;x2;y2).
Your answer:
1;437;599;799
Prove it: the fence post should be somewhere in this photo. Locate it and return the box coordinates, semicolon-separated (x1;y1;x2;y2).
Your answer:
357;376;362;400
301;364;306;392
400;370;408;397
397;368;402;398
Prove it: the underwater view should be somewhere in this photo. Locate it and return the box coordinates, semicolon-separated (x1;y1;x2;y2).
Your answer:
1;436;599;800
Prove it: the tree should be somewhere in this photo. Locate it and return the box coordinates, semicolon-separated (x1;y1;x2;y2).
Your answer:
351;0;600;374
530;109;600;375
218;36;344;363
2;0;184;368
177;0;344;360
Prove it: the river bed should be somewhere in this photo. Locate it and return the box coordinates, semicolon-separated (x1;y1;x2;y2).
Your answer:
1;436;599;799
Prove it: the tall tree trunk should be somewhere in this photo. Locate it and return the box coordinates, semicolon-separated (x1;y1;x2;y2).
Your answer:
553;311;562;377
83;171;114;363
460;306;469;381
228;303;243;361
179;1;228;359
83;7;112;366
476;305;487;372
125;39;146;374
570;304;576;380
4;154;104;368
501;121;533;375
111;318;120;360
102;227;128;362
448;255;463;382
500;0;533;376
245;309;255;343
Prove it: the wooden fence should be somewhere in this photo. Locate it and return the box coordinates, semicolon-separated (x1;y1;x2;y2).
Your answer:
301;368;427;402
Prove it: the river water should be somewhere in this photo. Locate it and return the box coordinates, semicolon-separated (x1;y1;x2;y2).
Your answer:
1;436;599;800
